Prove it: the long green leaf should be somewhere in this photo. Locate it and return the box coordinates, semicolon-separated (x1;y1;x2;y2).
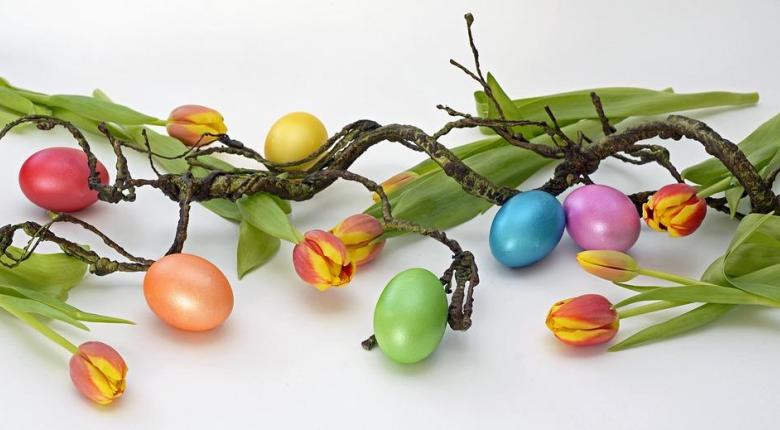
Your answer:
484;72;530;138
0;295;88;330
0;247;87;298
476;87;757;134
0;86;35;114
238;193;303;243
612;282;666;293
0;107;20;128
0;284;132;324
0;304;77;353
42;94;163;125
615;284;773;307
237;221;281;278
609;303;734;351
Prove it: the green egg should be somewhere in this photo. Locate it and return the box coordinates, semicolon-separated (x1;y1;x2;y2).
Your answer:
373;268;448;364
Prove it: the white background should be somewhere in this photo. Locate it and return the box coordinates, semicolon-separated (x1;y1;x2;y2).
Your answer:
2;1;780;429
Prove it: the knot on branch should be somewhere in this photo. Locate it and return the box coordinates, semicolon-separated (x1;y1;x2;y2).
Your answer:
443;250;478;331
91;257;119;276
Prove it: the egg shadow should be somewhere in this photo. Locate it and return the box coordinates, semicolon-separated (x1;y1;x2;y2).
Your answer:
146;314;234;346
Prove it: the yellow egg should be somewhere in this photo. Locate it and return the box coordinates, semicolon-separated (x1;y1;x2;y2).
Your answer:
264;112;328;170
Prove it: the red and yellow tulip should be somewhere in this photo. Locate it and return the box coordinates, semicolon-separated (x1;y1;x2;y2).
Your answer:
372;171;419;202
546;294;619;347
576;250;639;282
642;183;706;237
166;104;227;147
293;230;356;291
69;341;128;405
330;214;385;266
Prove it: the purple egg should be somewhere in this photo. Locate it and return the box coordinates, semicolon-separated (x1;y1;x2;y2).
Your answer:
563;184;640;251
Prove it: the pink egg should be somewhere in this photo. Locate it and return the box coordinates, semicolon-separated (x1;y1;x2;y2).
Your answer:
563;184;640;251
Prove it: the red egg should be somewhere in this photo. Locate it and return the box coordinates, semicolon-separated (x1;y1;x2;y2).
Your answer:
143;253;234;331
18;147;110;212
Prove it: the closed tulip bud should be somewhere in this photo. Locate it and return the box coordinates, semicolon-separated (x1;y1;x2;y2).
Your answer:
166;104;228;147
642;183;707;237
293;230;356;291
576;250;639;282
330;214;385;266
69;341;128;405
546;294;619;347
372;171;420;202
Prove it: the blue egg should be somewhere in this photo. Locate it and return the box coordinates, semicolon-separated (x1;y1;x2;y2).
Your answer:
489;190;566;268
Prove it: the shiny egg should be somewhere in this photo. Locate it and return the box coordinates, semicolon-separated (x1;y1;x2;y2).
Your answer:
143;253;234;331
489;190;566;268
373;268;448;364
563;184;640;251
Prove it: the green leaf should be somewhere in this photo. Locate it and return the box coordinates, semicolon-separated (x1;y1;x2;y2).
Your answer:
612;282;665;293
202;200;244;222
42;94;163;125
0;107;20;128
0;284;132;324
723;213;776;259
0;295;88;330
237;221;281;278
725;186;744;218
476;87;756;135
609;303;735;351
0;86;35;114
0;304;78;353
484;73;529;138
615;284;772;307
0;246;87;298
238;193;303;243
48;107;105;136
269;193;292;214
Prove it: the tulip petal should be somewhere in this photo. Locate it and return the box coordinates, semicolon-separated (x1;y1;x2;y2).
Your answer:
546;294;619;347
553;324;619;346
69;342;127;405
643;184;707;237
167;104;227;146
330;214;385;266
292;230;355;290
576;250;638;282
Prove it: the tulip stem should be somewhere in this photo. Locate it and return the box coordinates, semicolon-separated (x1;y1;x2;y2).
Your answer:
2;305;78;354
636;268;703;286
618;301;685;318
695;177;732;199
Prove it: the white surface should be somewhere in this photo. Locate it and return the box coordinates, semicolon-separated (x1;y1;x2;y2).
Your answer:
2;1;780;429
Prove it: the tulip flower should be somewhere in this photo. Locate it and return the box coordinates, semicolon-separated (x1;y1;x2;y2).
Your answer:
166;104;228;147
576;250;639;282
642;183;707;237
372;171;420;202
293;230;356;291
330;214;386;266
546;294;619;346
69;341;128;405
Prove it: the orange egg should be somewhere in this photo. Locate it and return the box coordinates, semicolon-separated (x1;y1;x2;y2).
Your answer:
143;253;234;331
